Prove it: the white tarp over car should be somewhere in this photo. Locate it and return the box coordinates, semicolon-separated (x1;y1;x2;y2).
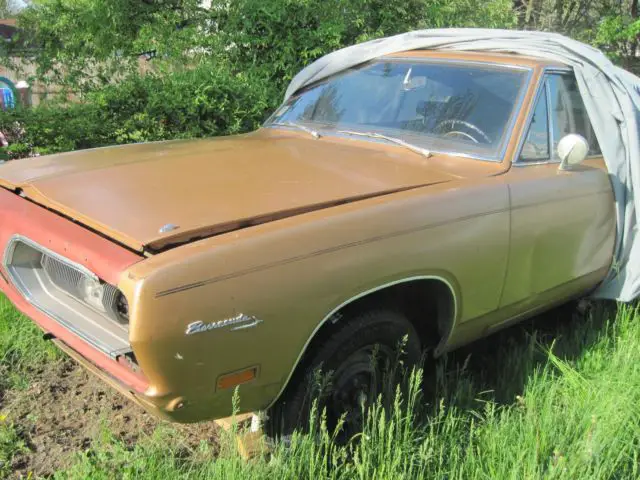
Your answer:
284;28;640;302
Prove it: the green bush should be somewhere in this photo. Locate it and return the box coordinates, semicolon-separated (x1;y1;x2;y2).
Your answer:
90;63;276;144
0;62;275;159
0;102;114;158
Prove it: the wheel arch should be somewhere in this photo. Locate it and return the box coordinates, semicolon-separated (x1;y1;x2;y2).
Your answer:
266;274;459;410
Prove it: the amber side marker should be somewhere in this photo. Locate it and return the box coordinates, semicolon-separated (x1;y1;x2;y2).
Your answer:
217;367;258;390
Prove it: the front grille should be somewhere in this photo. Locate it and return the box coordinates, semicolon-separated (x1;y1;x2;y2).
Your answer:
41;254;84;295
3;235;131;358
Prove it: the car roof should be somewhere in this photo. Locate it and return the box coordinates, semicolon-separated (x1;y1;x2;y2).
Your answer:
383;50;568;69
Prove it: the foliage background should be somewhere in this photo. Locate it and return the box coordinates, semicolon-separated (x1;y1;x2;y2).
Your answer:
0;0;637;158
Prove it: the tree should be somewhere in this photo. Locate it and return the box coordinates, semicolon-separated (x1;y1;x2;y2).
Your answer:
6;0;213;91
2;0;517;93
515;1;640;72
593;0;640;72
209;0;516;93
0;0;25;17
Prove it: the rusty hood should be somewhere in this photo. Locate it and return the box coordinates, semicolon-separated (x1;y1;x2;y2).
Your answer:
0;130;465;252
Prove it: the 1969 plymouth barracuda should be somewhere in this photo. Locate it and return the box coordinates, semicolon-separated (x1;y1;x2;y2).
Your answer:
0;50;615;435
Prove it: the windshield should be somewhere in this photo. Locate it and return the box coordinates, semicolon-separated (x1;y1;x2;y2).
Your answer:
266;60;529;159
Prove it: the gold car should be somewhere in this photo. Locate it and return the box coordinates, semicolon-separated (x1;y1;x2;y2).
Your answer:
0;51;614;435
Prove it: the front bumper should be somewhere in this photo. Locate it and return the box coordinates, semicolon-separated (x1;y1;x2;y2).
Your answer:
2;278;149;392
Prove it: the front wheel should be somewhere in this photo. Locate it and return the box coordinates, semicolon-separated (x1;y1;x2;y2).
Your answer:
266;308;421;440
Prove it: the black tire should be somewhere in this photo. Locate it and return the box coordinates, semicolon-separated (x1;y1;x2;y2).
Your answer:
266;308;421;440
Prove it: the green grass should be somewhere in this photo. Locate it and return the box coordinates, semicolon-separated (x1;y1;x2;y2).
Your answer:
0;296;61;477
0;420;28;478
2;296;640;479
0;296;61;391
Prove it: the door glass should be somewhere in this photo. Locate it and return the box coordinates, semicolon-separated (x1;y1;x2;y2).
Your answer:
547;74;601;156
520;86;550;162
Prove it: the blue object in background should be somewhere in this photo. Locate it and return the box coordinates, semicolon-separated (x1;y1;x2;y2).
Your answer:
1;87;14;109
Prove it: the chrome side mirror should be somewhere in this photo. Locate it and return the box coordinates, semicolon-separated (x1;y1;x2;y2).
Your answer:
558;134;589;170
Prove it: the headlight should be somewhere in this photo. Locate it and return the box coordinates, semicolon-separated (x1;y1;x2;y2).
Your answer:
115;291;129;324
79;276;106;312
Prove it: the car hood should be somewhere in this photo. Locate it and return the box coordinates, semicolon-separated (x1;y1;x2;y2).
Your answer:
0;130;465;252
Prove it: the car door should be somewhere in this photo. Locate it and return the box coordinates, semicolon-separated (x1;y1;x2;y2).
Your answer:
499;69;616;310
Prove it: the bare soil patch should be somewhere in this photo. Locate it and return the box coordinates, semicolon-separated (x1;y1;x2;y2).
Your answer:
1;359;219;478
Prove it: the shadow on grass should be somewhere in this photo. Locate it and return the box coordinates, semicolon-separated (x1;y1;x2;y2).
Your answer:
422;299;619;413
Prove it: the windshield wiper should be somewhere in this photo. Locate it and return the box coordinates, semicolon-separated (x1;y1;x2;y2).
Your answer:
271;121;321;139
337;130;431;158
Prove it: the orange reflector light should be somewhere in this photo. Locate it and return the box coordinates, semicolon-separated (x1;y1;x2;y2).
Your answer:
217;367;258;390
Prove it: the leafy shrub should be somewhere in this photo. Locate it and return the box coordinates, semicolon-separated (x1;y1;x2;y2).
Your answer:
0;62;275;158
0;102;114;158
90;63;276;143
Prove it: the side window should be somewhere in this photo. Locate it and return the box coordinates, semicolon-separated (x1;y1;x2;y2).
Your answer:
520;86;550;162
547;74;602;157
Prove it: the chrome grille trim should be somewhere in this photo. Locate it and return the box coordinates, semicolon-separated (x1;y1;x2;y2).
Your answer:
40;254;124;324
3;235;98;283
41;254;84;296
3;235;131;359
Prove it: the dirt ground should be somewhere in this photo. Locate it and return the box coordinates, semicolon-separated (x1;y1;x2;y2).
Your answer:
1;359;220;478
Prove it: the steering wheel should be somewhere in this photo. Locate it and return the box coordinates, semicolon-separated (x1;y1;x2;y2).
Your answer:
435;119;492;144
